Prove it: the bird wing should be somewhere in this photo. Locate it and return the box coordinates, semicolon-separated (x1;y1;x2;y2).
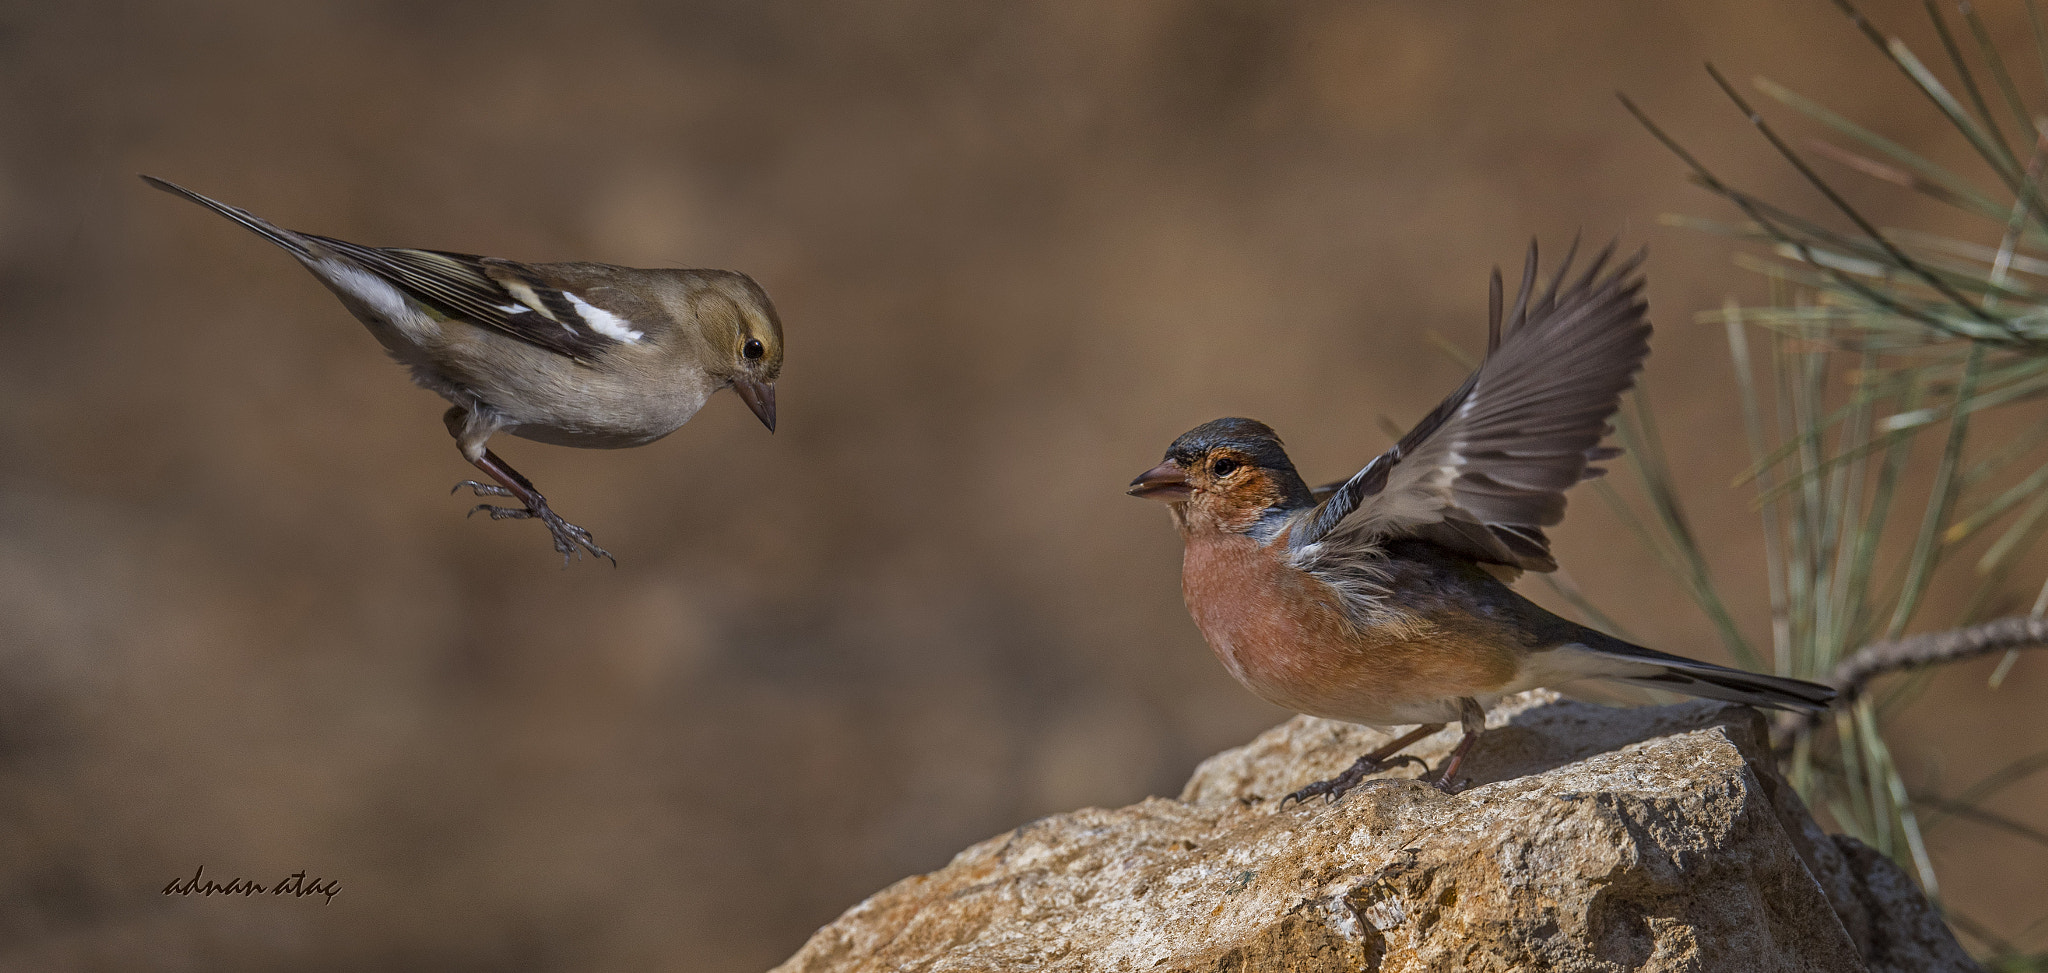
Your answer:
301;238;627;362
1289;240;1650;573
141;176;635;363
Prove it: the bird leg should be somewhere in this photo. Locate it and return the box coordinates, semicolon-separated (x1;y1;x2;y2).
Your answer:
1281;722;1443;807
1431;698;1488;794
454;447;614;566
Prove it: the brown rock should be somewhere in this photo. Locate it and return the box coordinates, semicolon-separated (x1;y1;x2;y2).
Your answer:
773;692;1979;972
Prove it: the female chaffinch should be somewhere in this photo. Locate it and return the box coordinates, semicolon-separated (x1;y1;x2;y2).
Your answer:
144;176;782;564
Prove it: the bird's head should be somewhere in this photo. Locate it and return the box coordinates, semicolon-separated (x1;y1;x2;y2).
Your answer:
1127;418;1314;537
694;271;783;432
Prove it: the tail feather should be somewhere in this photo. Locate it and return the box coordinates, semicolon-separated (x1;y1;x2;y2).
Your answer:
1613;663;1836;712
1551;633;1836;713
140;175;312;258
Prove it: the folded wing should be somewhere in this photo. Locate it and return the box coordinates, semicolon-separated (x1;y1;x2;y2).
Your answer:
140;175;629;363
303;240;624;363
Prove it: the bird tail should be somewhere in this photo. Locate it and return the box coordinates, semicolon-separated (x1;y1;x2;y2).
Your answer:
1553;632;1836;713
140;175;313;259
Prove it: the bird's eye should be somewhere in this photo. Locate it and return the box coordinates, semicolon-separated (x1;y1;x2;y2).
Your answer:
743;338;765;360
1212;458;1241;477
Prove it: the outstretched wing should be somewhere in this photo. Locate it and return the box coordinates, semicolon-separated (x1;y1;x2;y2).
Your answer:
1290;240;1650;573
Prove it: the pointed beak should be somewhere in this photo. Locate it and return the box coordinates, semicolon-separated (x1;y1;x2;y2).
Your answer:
733;377;776;432
1127;460;1192;501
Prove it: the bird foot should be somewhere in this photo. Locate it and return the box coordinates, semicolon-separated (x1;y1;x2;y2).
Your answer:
1280;753;1428;807
466;502;615;567
453;480;514;498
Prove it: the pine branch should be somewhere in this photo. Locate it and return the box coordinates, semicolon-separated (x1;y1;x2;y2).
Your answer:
1777;615;2048;744
1831;613;2048;698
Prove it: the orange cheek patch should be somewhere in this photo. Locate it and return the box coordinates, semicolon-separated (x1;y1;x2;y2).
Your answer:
1190;471;1289;534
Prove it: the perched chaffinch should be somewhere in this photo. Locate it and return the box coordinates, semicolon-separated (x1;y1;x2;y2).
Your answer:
143;175;782;564
1128;241;1833;800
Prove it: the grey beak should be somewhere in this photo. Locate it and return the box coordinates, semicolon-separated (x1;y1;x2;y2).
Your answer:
733;377;776;432
1127;460;1192;501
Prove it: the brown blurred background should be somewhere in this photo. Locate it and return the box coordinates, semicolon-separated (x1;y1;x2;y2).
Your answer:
3;1;2045;969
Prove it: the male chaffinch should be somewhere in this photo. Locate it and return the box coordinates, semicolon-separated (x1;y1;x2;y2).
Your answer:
143;176;782;564
1128;241;1833;801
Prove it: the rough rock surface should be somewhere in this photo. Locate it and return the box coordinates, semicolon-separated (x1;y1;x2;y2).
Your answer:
772;692;1979;973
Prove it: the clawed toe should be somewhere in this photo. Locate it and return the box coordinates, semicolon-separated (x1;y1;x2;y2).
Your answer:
1281;772;1381;807
453;480;514;498
1278;752;1433;808
535;508;614;567
1280;777;1352;808
468;503;531;520
1281;763;1377;808
461;501;614;566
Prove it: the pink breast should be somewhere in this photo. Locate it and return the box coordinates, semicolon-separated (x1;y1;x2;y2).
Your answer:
1180;535;1359;711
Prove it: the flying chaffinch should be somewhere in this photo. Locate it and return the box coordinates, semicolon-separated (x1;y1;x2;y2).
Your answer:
1128;240;1833;800
143;175;782;564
